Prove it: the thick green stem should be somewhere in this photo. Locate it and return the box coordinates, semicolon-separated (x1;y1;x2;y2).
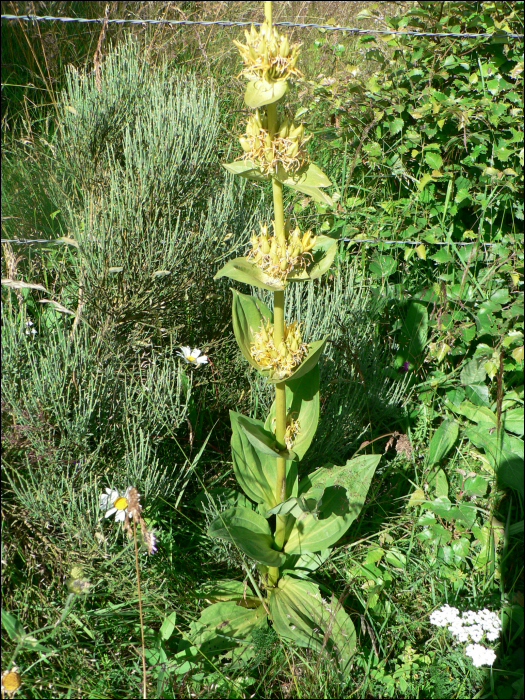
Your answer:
264;0;272;25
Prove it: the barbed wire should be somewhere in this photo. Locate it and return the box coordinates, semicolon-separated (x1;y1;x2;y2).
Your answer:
1;237;494;247
1;14;523;39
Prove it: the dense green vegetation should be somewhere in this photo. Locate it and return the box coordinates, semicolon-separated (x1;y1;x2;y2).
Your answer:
1;1;523;698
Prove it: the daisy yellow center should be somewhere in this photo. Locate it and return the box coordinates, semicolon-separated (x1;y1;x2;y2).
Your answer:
113;496;128;510
187;355;195;361
2;671;21;691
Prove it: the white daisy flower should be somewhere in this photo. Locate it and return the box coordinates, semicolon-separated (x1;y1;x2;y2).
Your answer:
177;346;209;367
100;486;132;522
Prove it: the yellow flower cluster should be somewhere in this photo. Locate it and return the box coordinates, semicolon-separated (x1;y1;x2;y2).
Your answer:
239;110;310;174
233;21;302;83
250;318;307;379
247;221;316;284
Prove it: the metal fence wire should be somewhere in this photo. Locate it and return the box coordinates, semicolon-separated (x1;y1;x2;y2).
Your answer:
1;13;524;38
1;10;521;247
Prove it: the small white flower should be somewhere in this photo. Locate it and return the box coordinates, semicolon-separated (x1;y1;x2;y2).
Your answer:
100;486;132;522
25;319;33;326
429;605;459;627
465;643;497;667
177;346;208;367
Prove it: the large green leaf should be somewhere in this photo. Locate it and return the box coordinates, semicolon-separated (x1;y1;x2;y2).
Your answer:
284;455;380;555
264;364;320;460
208;506;287;567
237;413;296;460
287;236;338;282
280;550;331;577
215;257;285;291
276;163;333;203
269;576;356;672
266;338;326;384
232;289;326;383
467;427;524;497
428;419;459;465
230;410;298;509
394;301;428;369
196;580;260;607
231;289;273;371
245;79;288;108
222;160;269;181
176;600;267;670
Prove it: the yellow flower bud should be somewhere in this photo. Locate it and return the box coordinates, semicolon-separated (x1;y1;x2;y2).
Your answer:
239;136;251;153
286;141;299;158
279;341;287;358
280;36;290;57
261;237;271;254
278;118;290;138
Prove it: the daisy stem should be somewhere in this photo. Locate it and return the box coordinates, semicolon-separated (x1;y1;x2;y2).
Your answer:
133;519;147;699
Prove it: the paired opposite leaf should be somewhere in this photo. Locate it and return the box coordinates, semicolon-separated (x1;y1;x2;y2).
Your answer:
222;160;270;182
284;454;381;555
265;364;320;460
230;410;298;510
245;79;289;108
269;576;356;672
208;506;287;567
237;413;296;460
214;236;338;292
276;163;333;204
231;289;327;383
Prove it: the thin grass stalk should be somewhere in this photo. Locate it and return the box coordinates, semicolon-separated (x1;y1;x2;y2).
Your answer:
133;520;147;699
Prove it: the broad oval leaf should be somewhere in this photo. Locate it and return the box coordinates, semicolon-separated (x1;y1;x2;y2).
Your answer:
266;338;326;384
277;162;331;188
230;410;298;510
269;576;356;672
215;257;285;291
428;419;459;465
232;289;326;383
222;160;270;182
265;364;320;460
208;506;286;567
182;600;267;662
287;236;338;283
285;454;381;555
275;163;333;203
245;78;288;108
237;414;296;460
231;289;273;371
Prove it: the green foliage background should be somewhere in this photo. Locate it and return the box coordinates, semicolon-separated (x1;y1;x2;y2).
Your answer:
1;1;523;698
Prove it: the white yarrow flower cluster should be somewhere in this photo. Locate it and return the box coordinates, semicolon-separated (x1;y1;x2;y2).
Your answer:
430;605;501;666
465;643;497;668
25;319;37;335
177;346;209;367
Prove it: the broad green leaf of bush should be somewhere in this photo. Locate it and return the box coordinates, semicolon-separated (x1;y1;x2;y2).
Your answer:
269;575;356;672
208;506;287;567
394;301;428;369
428;419;458;465
265;364;320;460
230;410;298;510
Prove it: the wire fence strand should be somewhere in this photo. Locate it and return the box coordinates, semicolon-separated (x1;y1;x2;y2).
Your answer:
1;14;523;39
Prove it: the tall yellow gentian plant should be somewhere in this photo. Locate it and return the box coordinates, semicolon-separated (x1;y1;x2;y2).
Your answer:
178;1;380;675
